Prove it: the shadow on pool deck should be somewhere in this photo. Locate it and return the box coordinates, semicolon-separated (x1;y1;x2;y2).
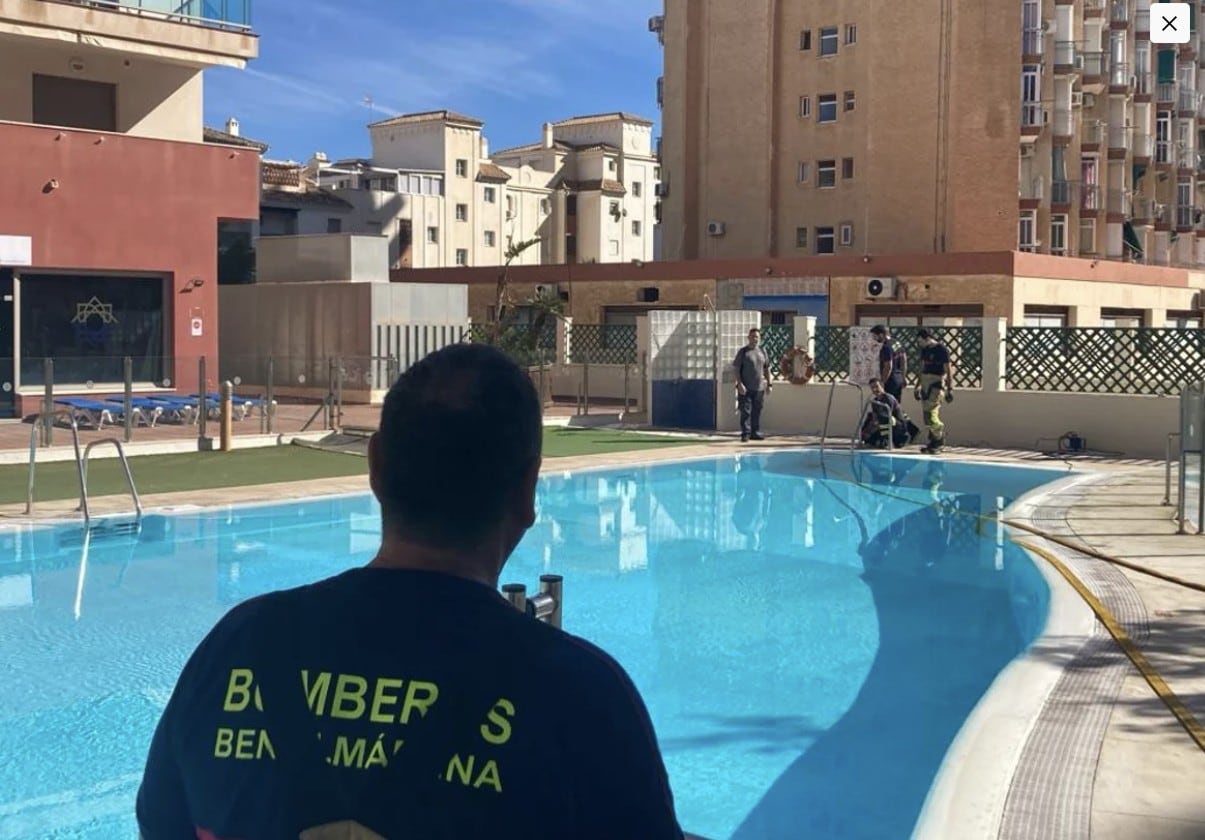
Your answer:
728;497;1029;840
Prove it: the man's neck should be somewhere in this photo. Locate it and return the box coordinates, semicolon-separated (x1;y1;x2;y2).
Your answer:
368;537;500;589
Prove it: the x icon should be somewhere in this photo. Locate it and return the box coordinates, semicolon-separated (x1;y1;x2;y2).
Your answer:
1149;4;1190;43
1162;15;1177;30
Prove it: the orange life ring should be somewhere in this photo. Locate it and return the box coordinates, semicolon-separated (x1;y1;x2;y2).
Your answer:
778;347;815;385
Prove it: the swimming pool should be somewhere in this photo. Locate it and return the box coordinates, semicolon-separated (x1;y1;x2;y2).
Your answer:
0;449;1068;839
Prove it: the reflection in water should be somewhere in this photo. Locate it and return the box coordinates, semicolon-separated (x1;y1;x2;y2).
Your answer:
0;452;1067;840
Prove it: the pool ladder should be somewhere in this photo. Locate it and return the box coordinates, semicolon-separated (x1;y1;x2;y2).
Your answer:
820;379;867;451
26;409;144;527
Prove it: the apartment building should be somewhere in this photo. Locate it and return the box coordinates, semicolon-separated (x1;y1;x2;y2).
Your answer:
307;111;659;270
0;0;260;418
653;0;1205;268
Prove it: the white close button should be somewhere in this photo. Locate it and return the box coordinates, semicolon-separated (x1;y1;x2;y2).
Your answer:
1150;3;1192;44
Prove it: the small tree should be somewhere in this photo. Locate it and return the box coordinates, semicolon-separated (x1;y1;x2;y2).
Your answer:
491;235;542;341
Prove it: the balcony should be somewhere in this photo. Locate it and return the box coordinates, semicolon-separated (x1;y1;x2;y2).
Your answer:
1021;176;1046;201
1108;125;1131;149
1084;0;1105;16
1136;7;1149;32
1132;195;1155;222
1054;40;1078;70
1110;0;1130;23
1110;60;1132;89
0;0;257;67
1081;183;1102;211
1052;107;1074;136
1022;27;1044;57
1081;51;1107;81
1133;131;1154;158
1177;205;1197;229
1082;119;1104;147
1179;147;1197;168
1106;189;1129;214
1158;81;1178;103
1135;71;1153;97
1021;102;1046;131
1051;179;1076;205
1156;138;1172;163
1180;88;1201;113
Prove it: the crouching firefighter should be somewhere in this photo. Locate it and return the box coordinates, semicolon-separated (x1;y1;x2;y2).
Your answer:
861;377;921;449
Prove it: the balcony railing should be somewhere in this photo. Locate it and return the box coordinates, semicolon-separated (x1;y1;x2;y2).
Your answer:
1081;183;1102;210
1111;61;1132;87
1134;131;1154;157
1135;71;1153;96
1108;125;1131;148
1177;205;1196;228
52;0;252;31
1054;40;1078;66
1021;176;1046;200
1022;27;1044;55
1199;152;1205;174
1136;8;1149;32
1081;51;1107;76
1157;81;1178;102
1051;179;1076;204
1084;0;1106;14
1156;139;1172;163
1106;189;1129;214
1021;102;1045;128
1053;108;1074;135
1180;88;1201;111
1132;195;1155;219
1179;147;1197;168
1110;0;1129;22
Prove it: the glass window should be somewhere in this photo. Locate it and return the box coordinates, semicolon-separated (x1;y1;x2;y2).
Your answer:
845;23;857;45
456;204;468;221
483;186;496;203
819;26;838;56
818;94;838;123
20;273;165;385
799;95;811;117
795;227;808;248
800;30;812;50
815;227;836;254
842;157;854;179
839;222;854;246
817;160;836;187
455;159;468;177
484;230;496;247
844;90;855;111
455;249;468;265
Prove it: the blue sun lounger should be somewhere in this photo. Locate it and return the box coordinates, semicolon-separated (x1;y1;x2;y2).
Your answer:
103;397;165;427
147;395;205;425
54;398;122;430
190;393;260;420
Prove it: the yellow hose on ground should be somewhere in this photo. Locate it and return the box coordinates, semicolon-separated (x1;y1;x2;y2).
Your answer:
1014;539;1205;754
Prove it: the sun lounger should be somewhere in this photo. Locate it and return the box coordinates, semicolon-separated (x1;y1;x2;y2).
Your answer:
103;397;165;428
147;395;203;425
53;398;120;430
190;393;261;421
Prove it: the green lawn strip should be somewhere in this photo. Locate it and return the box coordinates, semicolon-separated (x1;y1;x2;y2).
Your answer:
6;428;703;504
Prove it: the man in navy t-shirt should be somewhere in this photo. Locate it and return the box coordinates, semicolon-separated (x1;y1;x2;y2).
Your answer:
136;343;685;840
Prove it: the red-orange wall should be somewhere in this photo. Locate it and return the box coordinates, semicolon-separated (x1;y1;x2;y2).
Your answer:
0;121;259;411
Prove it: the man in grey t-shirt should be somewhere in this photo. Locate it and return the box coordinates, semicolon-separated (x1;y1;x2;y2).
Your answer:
733;327;772;442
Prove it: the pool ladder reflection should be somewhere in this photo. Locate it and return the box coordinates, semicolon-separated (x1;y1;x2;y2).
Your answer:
26;409;144;528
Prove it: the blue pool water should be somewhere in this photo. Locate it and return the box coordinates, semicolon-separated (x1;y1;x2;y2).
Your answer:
0;450;1068;839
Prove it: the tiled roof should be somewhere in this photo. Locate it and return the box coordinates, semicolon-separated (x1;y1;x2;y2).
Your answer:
203;126;269;152
553;112;654;127
477;163;511;183
261;187;354;210
368;110;484;129
557;178;627;195
490;140;574;157
261;161;302;188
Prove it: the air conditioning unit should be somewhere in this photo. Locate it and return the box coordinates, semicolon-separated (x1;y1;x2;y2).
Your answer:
1071;91;1084;108
648;15;664;33
654;182;670;197
865;277;897;300
707;221;726;236
1020;145;1036;158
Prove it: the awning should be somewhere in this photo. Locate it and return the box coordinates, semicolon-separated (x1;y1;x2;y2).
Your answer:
1123;221;1144;257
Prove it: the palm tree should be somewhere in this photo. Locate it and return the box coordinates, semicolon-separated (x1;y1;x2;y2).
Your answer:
491;235;542;342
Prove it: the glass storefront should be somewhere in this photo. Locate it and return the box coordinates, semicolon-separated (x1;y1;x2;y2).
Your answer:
19;273;165;386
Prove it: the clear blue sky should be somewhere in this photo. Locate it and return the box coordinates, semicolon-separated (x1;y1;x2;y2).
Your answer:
203;0;663;162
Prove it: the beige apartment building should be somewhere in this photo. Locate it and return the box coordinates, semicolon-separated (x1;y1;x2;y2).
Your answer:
307;111;660;270
654;0;1205;268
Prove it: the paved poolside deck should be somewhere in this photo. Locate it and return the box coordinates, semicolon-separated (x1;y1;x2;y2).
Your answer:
1;436;1202;838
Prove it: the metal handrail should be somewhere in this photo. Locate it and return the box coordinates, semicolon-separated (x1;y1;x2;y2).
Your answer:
78;439;144;526
26;410;87;516
821;379;865;449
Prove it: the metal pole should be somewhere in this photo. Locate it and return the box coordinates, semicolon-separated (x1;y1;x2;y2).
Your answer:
502;583;526;612
583;351;590;415
640;350;648;411
1197;387;1204;534
265;356;276;435
1164;432;1180;505
197;356;208;441
123;356;133;443
335;357;344;430
1178;442;1189;534
220;380;234;452
539;574;563;629
326;358;336;430
42;358;53;447
623;361;631;418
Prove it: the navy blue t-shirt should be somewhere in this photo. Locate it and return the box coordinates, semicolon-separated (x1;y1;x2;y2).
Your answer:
136;568;684;840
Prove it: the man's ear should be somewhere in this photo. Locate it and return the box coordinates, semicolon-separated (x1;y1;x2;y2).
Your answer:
367;433;384;499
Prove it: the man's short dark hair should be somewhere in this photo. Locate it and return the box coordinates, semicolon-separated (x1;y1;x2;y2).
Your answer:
748;327;761;335
870;325;887;336
376;343;542;547
868;377;882;386
916;328;933;340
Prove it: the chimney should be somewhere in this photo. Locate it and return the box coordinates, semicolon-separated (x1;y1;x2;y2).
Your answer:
480;135;489;159
542;122;554;149
225;117;240;137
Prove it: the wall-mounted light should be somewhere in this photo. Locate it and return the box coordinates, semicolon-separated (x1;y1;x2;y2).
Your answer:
68;57;85;73
43;179;59;193
189;277;205;288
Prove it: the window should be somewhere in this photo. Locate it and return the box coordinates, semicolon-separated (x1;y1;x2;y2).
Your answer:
32;74;116;132
1018;210;1037;250
609;240;620;256
844;90;856;111
1079;217;1097;253
844;23;857;45
19;273;165;386
483;186;496;203
632;181;642;197
839;222;854;246
1156;111;1172;163
566;233;577;259
1051;213;1067;255
1166;312;1203;328
456;203;468;221
427;226;439;243
506;194;515;216
797;161;810;183
1023;307;1068;327
610;200;621;216
632;220;642;236
608;159;618;172
842;157;854;179
540;198;551;214
1021;64;1042;126
795;227;808;249
819;26;839;56
800;29;812;50
326;218;342;233
818;94;838;123
815;226;836;254
455;249;468;265
455;159;468;177
484;230;496;247
817;159;836;188
799;95;812;118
